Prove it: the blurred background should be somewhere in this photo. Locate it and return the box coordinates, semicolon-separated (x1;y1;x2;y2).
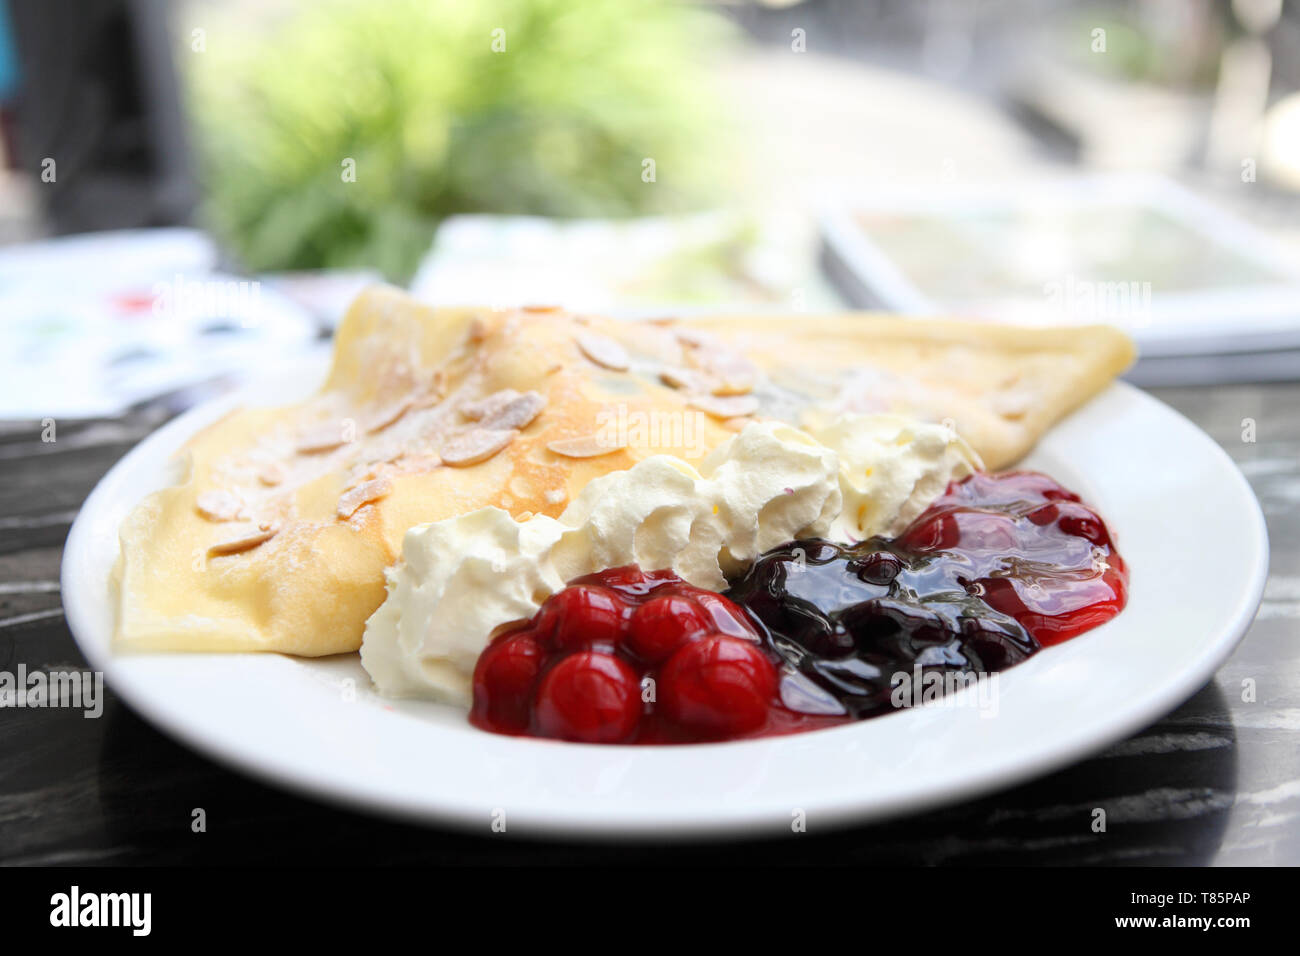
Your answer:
3;0;1300;417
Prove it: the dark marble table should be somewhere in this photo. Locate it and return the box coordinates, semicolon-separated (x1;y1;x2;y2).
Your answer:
2;383;1296;866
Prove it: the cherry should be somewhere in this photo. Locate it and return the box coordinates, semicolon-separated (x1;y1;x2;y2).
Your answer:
895;510;960;552
533;652;641;743
470;566;834;744
660;635;777;736
470;631;544;734
534;585;627;651
692;590;760;639
579;564;676;596
584;565;646;589
626;595;712;663
1056;503;1111;547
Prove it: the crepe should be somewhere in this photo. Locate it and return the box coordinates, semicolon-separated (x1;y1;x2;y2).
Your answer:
113;286;1133;656
684;313;1134;470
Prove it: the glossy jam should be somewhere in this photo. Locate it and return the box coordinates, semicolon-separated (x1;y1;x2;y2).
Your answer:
895;471;1128;645
470;471;1127;743
727;471;1128;720
469;566;849;744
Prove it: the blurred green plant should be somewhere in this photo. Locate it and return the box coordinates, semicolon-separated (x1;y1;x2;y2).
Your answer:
187;0;736;282
1066;6;1226;88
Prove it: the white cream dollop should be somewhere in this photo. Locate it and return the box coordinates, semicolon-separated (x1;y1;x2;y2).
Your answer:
361;421;841;703
359;508;567;702
805;413;982;540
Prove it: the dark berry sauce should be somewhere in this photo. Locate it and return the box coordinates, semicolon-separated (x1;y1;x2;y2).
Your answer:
470;471;1127;743
727;470;1128;721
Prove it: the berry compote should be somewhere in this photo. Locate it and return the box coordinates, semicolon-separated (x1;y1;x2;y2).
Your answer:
726;470;1128;720
470;566;849;744
469;471;1127;743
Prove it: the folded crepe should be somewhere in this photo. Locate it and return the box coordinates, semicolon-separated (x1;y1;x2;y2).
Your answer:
113;286;1134;656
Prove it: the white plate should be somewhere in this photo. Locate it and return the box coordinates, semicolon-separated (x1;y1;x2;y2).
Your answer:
62;358;1268;837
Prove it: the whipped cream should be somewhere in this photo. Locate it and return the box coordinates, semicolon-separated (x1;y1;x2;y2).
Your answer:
807;413;982;540
360;508;567;701
361;422;841;703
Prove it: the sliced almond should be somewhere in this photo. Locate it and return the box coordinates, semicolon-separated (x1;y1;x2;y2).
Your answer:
461;390;515;422
195;489;244;522
682;344;759;396
337;478;392;519
659;366;705;391
688;393;760;419
990;389;1033;420
546;435;625;458
440;428;517;467
462;389;546;430
297;422;352;454
576;332;630;372
257;462;287;487
704;356;759;396
522;304;562;313
675;329;714;349
425;370;448;402
208;524;278;557
367;396;413;433
488;391;545;430
394;452;443;473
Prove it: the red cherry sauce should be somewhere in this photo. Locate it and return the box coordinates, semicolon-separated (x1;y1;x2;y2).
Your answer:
896;471;1128;645
469;566;849;744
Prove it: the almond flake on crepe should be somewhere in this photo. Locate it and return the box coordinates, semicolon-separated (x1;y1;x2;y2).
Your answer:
522;304;562;313
460;390;512;421
688;393;760;419
675;329;713;349
702;355;759;396
462;389;546;430
440;428;517;467
680;340;758;396
417;370;448;405
337;478;392;519
207;524;279;557
659;366;706;391
296;423;352;454
393;452;443;474
367;396;413;433
257;462;288;487
195;490;244;522
575;332;630;371
990;388;1034;421
546;435;625;458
